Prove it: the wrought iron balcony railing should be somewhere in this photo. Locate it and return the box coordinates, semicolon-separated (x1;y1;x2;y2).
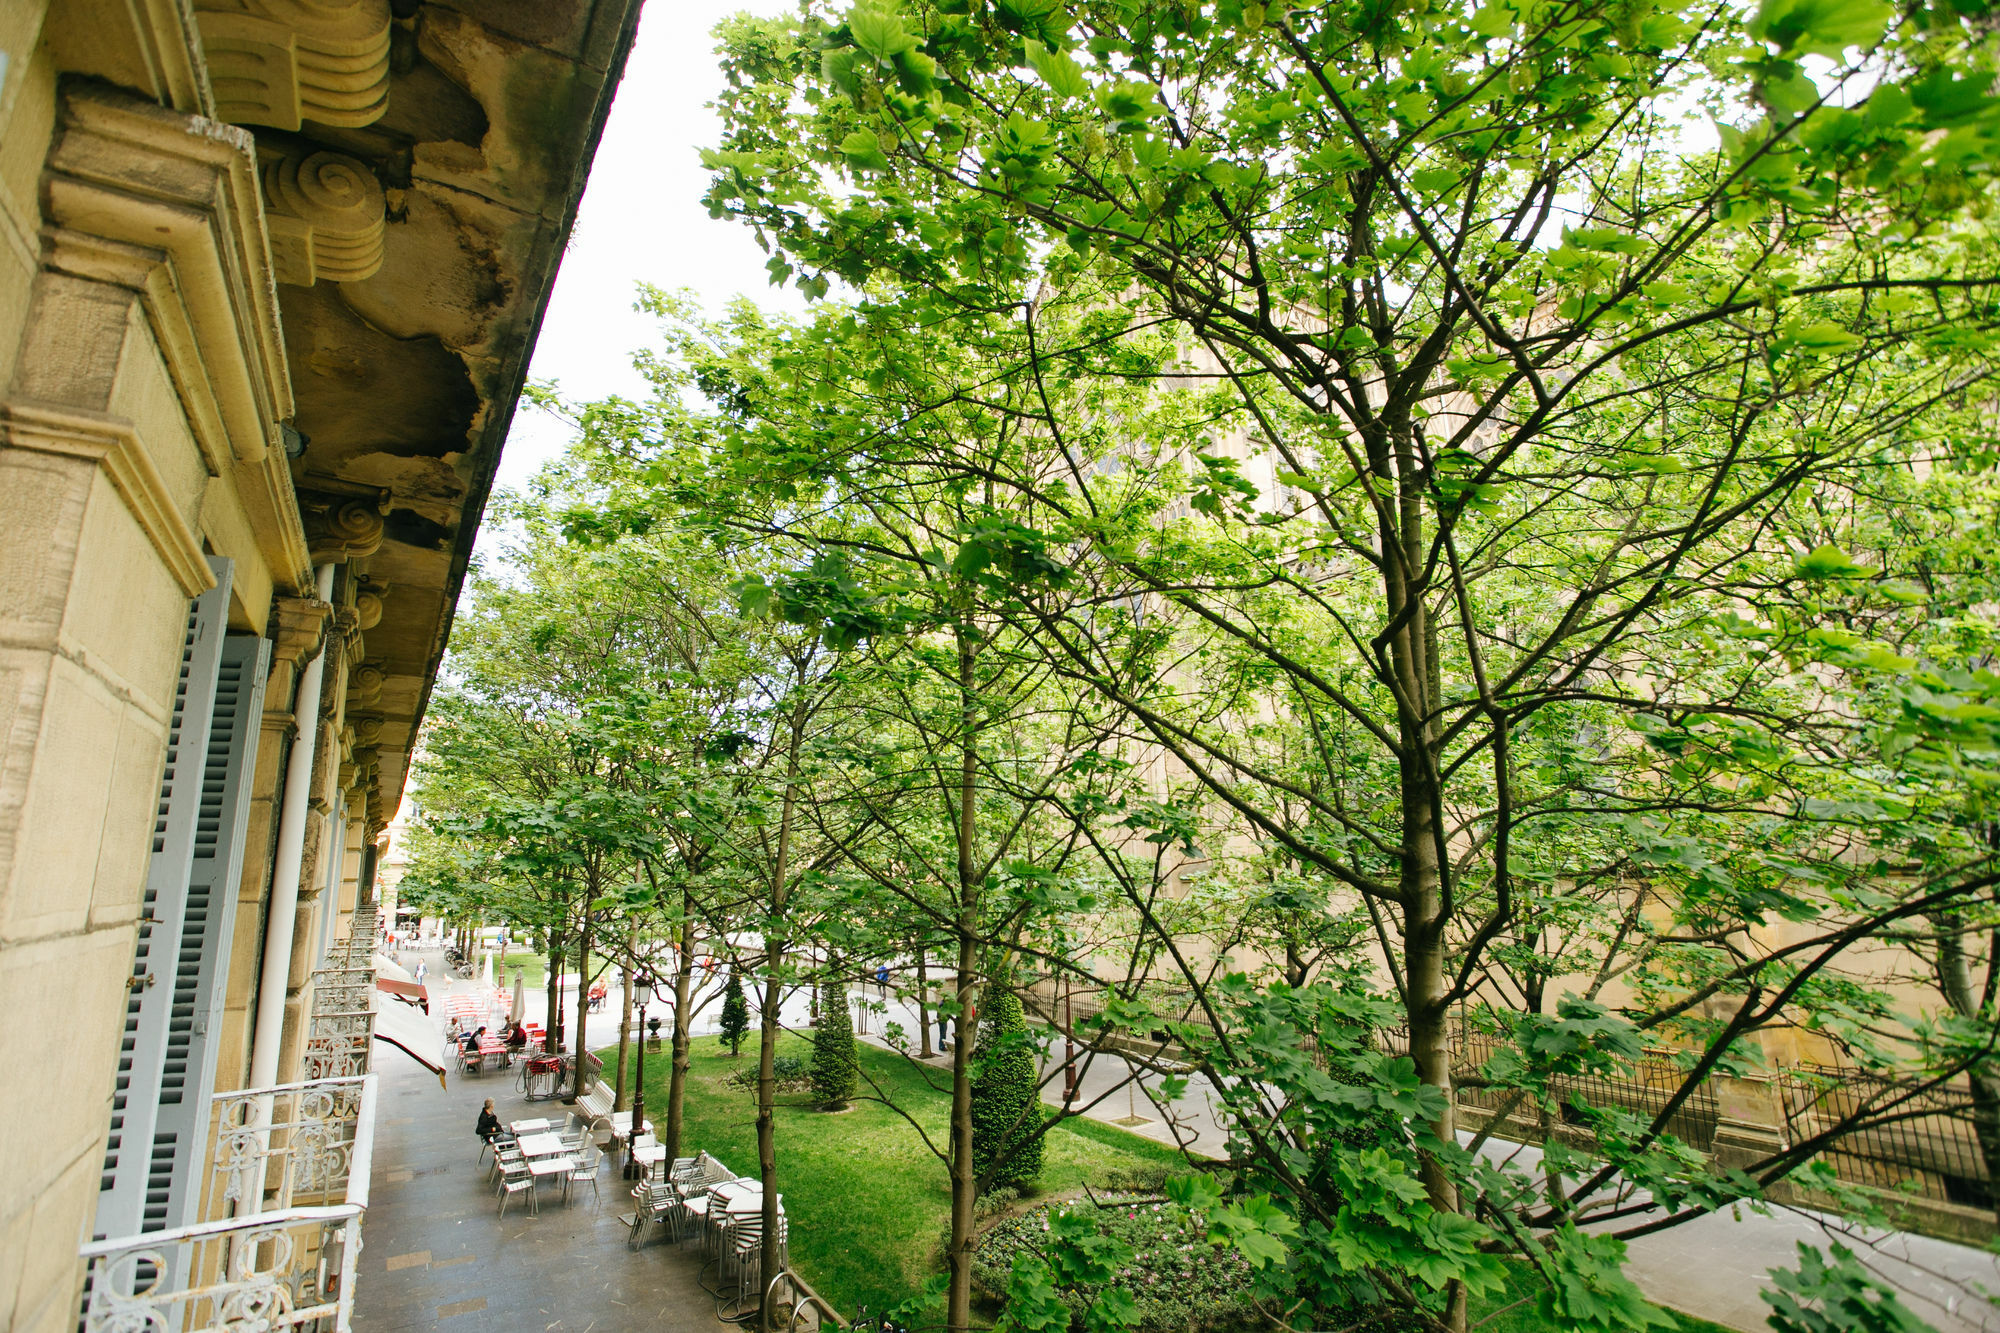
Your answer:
78;1072;377;1332
81;917;383;1332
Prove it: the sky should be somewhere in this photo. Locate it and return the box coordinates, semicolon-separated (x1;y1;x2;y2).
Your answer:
489;0;803;504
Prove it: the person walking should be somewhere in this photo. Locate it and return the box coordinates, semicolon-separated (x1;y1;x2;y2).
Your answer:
414;957;427;985
875;963;890;998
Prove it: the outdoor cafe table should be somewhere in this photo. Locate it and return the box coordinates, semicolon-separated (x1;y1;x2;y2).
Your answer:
517;1132;568;1159
528;1154;575;1196
509;1118;551;1136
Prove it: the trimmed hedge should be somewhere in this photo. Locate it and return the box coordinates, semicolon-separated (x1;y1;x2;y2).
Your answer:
810;979;859;1108
971;986;1044;1187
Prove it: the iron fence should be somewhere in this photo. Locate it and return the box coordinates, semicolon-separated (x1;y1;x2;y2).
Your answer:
1778;1063;1991;1208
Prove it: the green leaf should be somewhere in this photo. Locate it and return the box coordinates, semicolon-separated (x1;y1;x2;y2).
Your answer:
1748;0;1891;59
841;128;892;172
1794;543;1871;579
1779;320;1863;355
849;3;919;61
1024;39;1089;101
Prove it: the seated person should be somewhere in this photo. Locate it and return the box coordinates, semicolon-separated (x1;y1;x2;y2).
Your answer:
505;1021;529;1050
460;1025;486;1055
445;1017;463;1045
475;1098;501;1144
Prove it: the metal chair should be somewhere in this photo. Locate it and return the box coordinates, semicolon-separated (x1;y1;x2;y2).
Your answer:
490;1147;525;1188
499;1170;538;1218
627;1182;675;1247
565;1143;601;1207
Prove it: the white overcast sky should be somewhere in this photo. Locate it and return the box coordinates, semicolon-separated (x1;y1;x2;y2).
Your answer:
490;0;803;502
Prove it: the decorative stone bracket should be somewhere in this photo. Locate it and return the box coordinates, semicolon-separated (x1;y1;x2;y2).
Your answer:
194;0;393;132
303;494;387;564
262;145;387;286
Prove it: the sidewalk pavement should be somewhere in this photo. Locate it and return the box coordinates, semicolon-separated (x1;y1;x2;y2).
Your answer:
357;963;732;1332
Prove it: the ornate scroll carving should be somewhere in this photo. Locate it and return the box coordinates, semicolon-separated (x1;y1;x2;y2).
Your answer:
349;662;385;708
263;146;386;285
195;0;393;131
303;496;386;563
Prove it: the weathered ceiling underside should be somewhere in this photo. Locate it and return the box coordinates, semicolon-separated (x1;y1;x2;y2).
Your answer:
242;0;641;823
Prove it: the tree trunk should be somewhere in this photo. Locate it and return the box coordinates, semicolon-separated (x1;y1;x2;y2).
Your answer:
1933;914;2000;1225
666;896;697;1163
945;626;983;1333
615;919;637;1112
759;705;806;1333
546;935;564;1053
916;945;934;1059
571;911;593;1101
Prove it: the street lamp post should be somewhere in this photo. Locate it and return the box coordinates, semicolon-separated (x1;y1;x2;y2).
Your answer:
624;969;666;1180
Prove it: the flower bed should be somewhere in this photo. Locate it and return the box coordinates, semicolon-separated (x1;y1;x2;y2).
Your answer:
973;1199;1258;1333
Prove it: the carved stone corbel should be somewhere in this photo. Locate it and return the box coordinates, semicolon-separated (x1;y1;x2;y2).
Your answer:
349;662;385;709
350;714;384;748
354;583;386;631
264;592;336;737
303;495;386;564
194;0;393;131
262;145;386;285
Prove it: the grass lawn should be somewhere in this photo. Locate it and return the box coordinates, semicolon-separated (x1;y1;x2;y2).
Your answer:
499;951;547;991
628;1036;1733;1333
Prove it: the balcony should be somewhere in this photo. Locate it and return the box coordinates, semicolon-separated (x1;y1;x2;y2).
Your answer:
78;1073;377;1331
80;917;382;1332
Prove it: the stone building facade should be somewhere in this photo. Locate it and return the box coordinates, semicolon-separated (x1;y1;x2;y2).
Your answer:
0;3;640;1328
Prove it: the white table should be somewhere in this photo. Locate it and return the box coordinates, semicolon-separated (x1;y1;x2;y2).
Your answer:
528;1154;575;1195
517;1131;568;1158
509;1118;551;1135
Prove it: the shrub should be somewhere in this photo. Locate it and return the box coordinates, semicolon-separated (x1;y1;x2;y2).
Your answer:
973;1200;1257;1333
971;986;1044;1187
810;979;858;1108
725;1053;810;1093
718;971;749;1057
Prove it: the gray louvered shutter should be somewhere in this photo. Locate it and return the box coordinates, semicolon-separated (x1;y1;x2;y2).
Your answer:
149;629;270;1231
96;557;233;1240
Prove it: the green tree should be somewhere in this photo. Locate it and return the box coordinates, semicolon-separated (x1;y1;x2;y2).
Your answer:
720;969;751;1058
697;1;2000;1326
971;983;1045;1188
811;976;860;1108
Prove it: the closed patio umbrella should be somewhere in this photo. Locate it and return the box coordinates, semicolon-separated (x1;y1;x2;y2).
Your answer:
509;966;527;1025
371;952;415;983
372;988;448;1087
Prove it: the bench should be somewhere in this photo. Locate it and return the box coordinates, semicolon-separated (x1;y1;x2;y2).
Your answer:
575;1082;616;1143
